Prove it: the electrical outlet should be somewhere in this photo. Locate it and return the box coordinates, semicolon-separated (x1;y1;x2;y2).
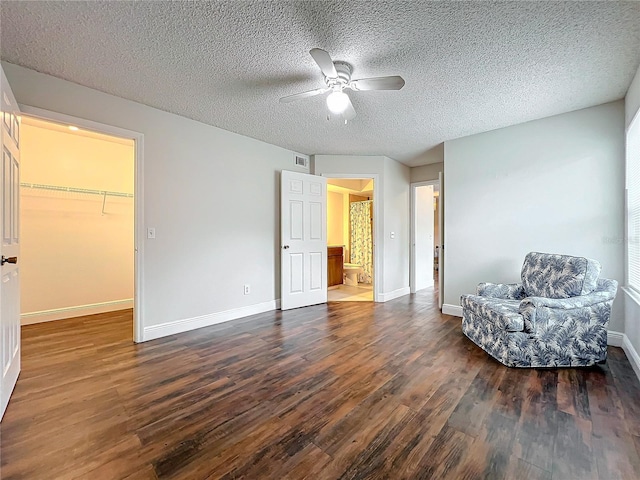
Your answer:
147;228;156;239
390;231;395;239
244;284;250;295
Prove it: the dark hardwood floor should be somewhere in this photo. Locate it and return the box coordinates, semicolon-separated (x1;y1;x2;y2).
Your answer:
1;289;640;479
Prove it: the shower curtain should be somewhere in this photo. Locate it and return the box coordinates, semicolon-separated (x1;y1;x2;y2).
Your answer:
350;200;373;284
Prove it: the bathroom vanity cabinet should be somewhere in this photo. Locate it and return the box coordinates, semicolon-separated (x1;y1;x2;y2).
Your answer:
328;246;344;287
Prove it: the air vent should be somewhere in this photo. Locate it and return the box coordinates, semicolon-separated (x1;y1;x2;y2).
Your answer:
295;155;307;167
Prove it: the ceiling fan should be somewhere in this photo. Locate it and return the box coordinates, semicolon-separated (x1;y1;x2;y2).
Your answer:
279;48;405;121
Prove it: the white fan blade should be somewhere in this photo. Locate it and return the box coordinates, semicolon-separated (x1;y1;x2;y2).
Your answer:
350;76;405;91
309;48;338;78
280;87;329;103
343;95;356;120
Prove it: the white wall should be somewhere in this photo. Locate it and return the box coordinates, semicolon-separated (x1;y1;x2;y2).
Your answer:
411;162;443;183
407;144;444;172
313;155;411;300
444;101;626;332
327;190;344;247
624;63;640;373
383;157;411;295
626;63;640;128
20;123;134;323
3;62;309;340
414;185;434;291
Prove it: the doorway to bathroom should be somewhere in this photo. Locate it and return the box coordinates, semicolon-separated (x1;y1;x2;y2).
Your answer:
326;177;375;302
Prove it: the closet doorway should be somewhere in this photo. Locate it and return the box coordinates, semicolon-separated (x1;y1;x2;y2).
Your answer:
325;176;378;302
18;111;142;341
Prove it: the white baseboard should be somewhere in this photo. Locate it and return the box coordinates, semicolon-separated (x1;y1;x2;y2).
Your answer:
607;330;624;347
622;334;640;383
378;287;410;302
143;299;280;341
442;304;463;317
21;299;134;325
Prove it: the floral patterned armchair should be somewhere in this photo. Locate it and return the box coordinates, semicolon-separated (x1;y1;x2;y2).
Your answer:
461;252;618;368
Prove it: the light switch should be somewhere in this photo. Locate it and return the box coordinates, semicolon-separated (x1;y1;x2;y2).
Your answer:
147;228;156;239
390;231;395;239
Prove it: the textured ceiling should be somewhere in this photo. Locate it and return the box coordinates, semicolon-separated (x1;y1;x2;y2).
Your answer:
1;1;639;166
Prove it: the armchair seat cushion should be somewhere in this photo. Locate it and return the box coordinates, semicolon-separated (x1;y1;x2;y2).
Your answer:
461;295;524;332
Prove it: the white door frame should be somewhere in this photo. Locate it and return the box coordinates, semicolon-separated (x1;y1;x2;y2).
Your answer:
19;105;145;343
321;173;380;302
410;180;439;294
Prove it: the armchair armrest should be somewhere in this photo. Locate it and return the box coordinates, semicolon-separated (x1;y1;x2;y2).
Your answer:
477;282;525;300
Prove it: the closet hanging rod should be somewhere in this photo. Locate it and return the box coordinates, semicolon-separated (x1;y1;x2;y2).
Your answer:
20;182;133;198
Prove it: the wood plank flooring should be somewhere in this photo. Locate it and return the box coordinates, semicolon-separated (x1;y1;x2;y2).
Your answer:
1;289;640;479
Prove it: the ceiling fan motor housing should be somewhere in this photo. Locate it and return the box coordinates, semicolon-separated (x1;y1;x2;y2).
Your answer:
325;62;352;89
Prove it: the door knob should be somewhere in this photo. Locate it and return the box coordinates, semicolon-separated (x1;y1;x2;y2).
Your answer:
282;245;290;249
1;256;17;265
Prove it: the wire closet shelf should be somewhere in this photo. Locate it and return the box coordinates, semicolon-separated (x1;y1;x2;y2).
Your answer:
20;182;133;214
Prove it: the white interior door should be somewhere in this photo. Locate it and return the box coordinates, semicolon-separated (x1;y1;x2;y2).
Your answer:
438;171;444;310
281;170;327;310
0;66;21;421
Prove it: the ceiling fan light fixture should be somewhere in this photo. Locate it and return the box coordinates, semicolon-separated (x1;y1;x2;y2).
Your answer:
326;90;349;114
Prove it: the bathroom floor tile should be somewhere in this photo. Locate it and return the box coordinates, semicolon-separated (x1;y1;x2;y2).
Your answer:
328;284;373;302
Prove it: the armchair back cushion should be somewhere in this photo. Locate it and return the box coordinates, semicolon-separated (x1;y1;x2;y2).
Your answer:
521;252;601;299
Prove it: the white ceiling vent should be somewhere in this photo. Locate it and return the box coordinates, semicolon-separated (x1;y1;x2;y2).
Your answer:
295;155;308;167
